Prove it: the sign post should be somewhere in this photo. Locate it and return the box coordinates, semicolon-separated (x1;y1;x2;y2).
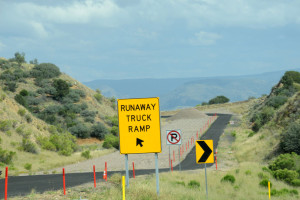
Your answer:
195;140;214;200
118;97;161;195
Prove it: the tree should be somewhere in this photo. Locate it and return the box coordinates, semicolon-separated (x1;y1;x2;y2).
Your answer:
208;95;230;105
52;79;70;100
14;52;26;65
280;123;300;154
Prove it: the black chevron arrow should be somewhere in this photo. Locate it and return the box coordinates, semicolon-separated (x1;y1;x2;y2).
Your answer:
197;141;212;163
136;138;144;147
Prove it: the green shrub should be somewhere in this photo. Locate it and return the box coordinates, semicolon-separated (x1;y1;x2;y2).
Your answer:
258;172;269;179
266;95;288;109
280;123;300;154
174;181;185;186
25;114;32;123
19;139;39;154
284;71;300;84
231;130;236;137
103;134;119;149
273;169;298;184
14;94;27;107
48;132;78;156
52;79;70;100
209;95;230;105
13;52;26;65
37;136;56;151
111;126;119;136
18;109;26;116
0;120;12;131
91;122;109;140
291;179;300;186
259;179;272;188
221;174;235;184
24;163;32;171
81;150;91;159
94;89;102;102
0;147;16;164
271;188;299;197
69;123;90;138
248;131;256;137
268;153;296;171
245;170;252;175
30;63;61;79
187;180;200;188
5;81;17;92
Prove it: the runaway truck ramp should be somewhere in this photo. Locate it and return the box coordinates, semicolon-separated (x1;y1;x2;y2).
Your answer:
0;113;231;198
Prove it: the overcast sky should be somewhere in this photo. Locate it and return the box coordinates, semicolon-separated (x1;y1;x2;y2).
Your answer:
0;0;300;81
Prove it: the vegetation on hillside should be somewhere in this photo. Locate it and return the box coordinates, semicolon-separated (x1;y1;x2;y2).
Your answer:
201;95;230;105
0;53;119;173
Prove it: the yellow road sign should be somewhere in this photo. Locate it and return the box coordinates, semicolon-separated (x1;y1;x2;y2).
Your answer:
118;97;161;154
195;140;214;164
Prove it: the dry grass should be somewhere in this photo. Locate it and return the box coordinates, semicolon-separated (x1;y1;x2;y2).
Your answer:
10;163;300;200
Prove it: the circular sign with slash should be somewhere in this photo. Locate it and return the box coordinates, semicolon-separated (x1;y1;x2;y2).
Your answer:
166;130;182;145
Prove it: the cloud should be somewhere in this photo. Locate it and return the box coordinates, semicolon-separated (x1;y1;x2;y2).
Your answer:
189;31;222;45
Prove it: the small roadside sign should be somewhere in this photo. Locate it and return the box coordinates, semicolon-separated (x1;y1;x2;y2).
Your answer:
195;140;214;164
166;130;182;145
118;97;161;154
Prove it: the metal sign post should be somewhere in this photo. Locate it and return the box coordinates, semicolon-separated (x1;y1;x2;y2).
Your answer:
205;163;208;200
178;145;181;171
125;154;129;188
155;153;159;195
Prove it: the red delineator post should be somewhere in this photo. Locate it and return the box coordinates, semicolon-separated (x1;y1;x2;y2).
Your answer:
93;165;96;188
132;162;135;178
215;156;218;170
63;168;66;195
171;160;173;172
105;162;107;181
5;166;8;200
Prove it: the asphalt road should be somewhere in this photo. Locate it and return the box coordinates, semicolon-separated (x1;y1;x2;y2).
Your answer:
0;113;231;198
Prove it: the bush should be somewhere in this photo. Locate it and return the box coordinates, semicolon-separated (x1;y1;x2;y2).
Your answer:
69;123;90;138
81;150;91;159
209;95;230;105
30;63;61;79
221;174;235;184
187;180;200;188
18;109;26;116
271;188;299;197
19;139;39;154
25;114;32;123
266;95;288;109
103;134;119;149
0;147;16;164
269;153;296;171
20;89;29;96
13;52;26;65
91;122;109;140
273;169;298;184
5;81;17;92
14;94;27;107
111;126;119;136
0;120;12;132
291;179;300;186
280;123;300;154
52;79;70;100
259;179;272;188
24;163;32;171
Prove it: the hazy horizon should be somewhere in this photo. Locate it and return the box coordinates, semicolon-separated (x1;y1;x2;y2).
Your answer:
1;0;300;82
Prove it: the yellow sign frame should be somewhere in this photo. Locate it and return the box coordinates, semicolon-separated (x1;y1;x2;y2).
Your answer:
118;97;162;154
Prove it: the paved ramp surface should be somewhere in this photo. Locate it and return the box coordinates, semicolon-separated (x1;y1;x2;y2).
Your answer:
0;113;231;197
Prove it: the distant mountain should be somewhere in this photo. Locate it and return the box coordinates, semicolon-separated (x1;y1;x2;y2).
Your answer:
84;69;300;110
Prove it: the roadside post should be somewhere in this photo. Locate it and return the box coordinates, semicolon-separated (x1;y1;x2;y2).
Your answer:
195;140;214;200
5;166;8;200
118;97;162;195
166;129;182;171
